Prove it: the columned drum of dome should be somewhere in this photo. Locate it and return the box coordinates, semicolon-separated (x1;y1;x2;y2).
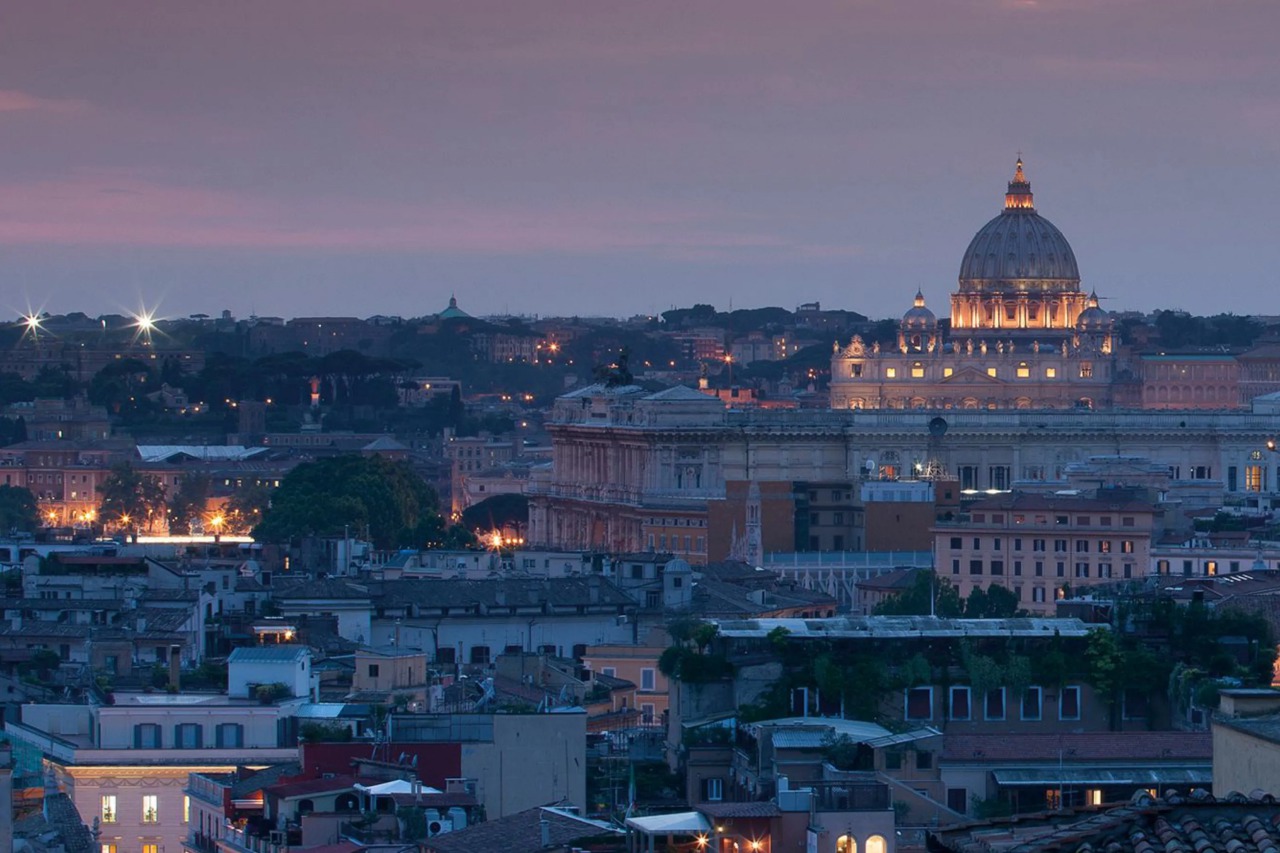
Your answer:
951;159;1085;334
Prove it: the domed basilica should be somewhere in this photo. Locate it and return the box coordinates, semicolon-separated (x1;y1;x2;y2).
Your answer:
830;159;1119;411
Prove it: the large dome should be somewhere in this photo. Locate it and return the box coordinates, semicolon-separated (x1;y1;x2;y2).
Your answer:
957;160;1080;291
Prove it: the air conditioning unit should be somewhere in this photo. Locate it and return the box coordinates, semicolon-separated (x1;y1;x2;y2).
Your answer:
427;819;453;836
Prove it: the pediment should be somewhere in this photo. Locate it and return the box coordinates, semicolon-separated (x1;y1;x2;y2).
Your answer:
939;367;1008;386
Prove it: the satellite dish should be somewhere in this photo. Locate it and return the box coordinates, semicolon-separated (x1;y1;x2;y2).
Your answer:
928;416;948;438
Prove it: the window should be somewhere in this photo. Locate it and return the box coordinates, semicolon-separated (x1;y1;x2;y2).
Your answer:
184;795;190;823
1080;362;1093;378
1013;538;1023;551
143;846;159;853
1121;540;1135;554
884;751;902;770
1086;789;1103;806
993;538;1002;551
991;560;1004;575
1045;367;1057;378
641;668;656;691
702;777;724;801
1123;688;1149;720
916;750;933;770
1021;686;1043;720
969;560;983;575
1098;541;1111;554
102;846;117;853
175;723;202;748
943;367;954;377
867;835;887;853
905;687;932;720
885;367;897;378
101;795;117;823
985;688;1006;721
1017;362;1030;378
134;723;161;748
1060;686;1081;720
950;537;962;549
1013;561;1022;576
947;789;968;813
142;794;158;823
1054;539;1067;552
952;559;960;575
1075;540;1089;553
216;723;244;748
1032;586;1046;603
368;664;380;678
1033;539;1046;552
601;667;616;678
949;686;971;720
912;362;925;378
470;645;491;664
987;367;997;378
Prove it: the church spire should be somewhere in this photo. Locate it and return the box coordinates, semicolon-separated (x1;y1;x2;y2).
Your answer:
1004;156;1035;211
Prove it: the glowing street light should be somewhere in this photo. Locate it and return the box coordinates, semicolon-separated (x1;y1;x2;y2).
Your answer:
132;307;159;346
21;313;44;341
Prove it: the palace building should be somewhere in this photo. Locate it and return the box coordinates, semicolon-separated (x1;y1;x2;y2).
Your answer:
830;160;1123;411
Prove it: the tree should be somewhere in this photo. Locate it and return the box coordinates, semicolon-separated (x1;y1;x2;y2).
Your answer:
964;585;1025;618
167;474;211;535
253;454;457;549
874;571;963;617
225;482;273;534
460;493;528;533
0;485;38;533
97;463;166;532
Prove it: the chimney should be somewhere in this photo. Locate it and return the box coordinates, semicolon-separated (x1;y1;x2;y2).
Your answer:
169;645;182;691
540;818;550;848
587;575;601;604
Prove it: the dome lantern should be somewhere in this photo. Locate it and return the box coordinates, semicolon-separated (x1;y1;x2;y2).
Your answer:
1005;157;1035;211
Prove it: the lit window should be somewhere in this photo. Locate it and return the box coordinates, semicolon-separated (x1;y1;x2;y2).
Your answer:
911;362;925;378
867;836;887;853
885;367;897;378
102;846;117;853
142;794;158;823
837;835;857;853
184;795;190;823
143;846;159;853
987;368;997;378
1045;367;1057;378
943;367;954;377
101;795;117;823
1080;362;1094;378
1016;362;1030;378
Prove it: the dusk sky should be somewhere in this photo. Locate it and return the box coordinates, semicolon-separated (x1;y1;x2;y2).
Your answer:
2;1;1278;321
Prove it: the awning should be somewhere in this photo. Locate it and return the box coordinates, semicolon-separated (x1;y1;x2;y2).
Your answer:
992;768;1211;787
626;812;713;835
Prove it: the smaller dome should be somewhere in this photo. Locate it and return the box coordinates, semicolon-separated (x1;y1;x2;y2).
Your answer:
902;290;937;328
1076;291;1109;330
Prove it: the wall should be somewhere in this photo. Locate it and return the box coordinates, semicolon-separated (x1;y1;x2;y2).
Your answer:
460;712;586;818
1213;722;1280;796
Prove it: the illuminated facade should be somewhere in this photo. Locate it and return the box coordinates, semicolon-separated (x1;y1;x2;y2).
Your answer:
830;160;1122;411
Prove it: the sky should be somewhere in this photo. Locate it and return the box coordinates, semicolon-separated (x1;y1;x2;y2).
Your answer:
1;0;1278;321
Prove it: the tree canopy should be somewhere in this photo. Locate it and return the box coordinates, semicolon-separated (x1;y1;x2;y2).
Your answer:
97;463;166;530
253;454;473;549
0;485;38;533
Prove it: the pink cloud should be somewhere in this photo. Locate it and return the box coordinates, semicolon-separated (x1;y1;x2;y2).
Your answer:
0;89;87;114
0;171;853;260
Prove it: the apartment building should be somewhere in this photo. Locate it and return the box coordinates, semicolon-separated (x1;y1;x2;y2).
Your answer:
934;491;1160;613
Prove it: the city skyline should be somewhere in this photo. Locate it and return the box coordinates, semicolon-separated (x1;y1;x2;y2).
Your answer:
1;1;1278;320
